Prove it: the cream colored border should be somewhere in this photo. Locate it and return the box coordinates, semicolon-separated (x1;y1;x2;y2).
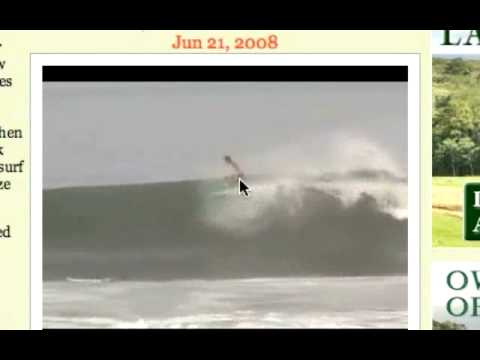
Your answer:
31;53;420;329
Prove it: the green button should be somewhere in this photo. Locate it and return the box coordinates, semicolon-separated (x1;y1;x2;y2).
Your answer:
464;183;480;240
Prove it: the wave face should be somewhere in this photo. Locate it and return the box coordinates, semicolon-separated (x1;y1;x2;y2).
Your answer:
43;171;407;281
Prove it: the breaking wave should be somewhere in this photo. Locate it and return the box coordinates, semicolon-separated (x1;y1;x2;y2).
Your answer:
44;166;407;280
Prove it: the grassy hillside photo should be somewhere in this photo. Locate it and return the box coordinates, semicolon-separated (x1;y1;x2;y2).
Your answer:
432;56;480;247
432;177;480;247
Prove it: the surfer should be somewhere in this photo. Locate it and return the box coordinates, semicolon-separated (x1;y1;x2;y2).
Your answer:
224;155;245;185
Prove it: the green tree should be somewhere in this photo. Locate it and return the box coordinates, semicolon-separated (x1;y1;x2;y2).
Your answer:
438;138;461;176
458;137;480;175
432;320;467;330
445;57;472;76
433;58;480;176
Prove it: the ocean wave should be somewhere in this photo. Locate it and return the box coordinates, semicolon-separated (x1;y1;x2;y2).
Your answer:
44;310;407;329
66;277;112;284
44;169;407;280
202;172;407;234
44;276;407;329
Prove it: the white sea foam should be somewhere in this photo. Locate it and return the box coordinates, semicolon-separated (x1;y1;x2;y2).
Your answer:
202;134;407;232
44;276;407;329
66;277;112;284
204;176;407;233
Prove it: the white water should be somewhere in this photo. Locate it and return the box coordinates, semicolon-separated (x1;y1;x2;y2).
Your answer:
44;276;407;329
203;133;407;233
204;176;407;234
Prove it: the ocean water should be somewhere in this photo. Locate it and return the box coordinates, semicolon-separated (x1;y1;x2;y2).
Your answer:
43;173;408;281
44;172;408;328
44;276;407;329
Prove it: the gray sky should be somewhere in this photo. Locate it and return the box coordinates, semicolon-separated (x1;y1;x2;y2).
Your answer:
43;82;407;189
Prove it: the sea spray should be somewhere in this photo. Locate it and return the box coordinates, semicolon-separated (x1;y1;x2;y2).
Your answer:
200;172;407;234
